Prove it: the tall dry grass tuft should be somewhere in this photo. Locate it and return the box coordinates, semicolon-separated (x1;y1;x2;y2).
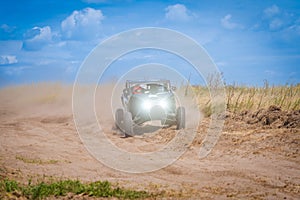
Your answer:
193;81;300;116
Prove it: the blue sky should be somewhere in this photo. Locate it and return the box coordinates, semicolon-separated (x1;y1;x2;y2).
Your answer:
0;0;299;86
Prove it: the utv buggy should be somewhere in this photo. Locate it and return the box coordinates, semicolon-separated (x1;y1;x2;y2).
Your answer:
115;80;185;135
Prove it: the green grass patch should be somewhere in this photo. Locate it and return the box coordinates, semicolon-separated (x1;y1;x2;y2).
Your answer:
0;178;151;199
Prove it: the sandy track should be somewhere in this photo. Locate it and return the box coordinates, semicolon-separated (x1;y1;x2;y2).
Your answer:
0;84;299;199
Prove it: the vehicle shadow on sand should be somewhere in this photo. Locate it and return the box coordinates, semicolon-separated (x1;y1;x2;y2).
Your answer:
114;121;173;137
132;123;161;135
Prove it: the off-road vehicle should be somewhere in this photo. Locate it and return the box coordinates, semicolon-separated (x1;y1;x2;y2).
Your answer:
115;80;185;135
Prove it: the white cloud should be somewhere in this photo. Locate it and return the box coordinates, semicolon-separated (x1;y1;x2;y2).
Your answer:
287;23;300;35
262;5;284;31
61;7;104;40
165;4;191;21
0;55;18;65
1;24;16;33
262;5;298;32
269;18;283;30
264;5;280;18
221;14;242;29
23;26;52;51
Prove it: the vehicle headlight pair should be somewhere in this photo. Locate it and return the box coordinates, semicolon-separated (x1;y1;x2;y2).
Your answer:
142;100;152;111
142;99;168;110
159;99;168;109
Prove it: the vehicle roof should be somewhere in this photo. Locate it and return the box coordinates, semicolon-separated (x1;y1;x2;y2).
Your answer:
126;80;170;84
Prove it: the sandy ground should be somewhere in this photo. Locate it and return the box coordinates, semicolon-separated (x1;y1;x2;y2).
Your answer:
0;84;299;199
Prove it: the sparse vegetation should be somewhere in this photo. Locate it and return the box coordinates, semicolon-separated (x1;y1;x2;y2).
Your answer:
225;82;300;113
191;81;300;116
0;178;151;199
16;155;59;165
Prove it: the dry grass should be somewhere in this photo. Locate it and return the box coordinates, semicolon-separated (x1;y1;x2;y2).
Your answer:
226;82;300;112
190;81;300;117
15;155;59;165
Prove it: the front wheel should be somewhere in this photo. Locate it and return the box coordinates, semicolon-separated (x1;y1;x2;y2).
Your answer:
115;108;124;130
176;107;185;130
124;111;133;135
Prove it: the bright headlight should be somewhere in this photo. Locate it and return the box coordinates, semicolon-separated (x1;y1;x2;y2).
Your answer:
159;99;168;109
142;100;152;110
